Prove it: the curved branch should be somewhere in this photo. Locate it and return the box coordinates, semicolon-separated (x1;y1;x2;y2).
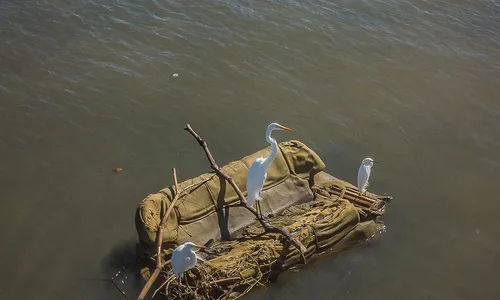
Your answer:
184;124;307;258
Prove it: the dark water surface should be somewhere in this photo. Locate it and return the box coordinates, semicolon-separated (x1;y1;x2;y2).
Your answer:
1;0;500;299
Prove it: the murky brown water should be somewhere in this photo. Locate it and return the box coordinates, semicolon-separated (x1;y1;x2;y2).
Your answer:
1;0;499;299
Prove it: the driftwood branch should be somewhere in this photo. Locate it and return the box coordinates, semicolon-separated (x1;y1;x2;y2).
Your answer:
318;184;388;217
137;168;179;300
110;278;129;300
106;258;138;300
157;168;179;268
184;124;307;258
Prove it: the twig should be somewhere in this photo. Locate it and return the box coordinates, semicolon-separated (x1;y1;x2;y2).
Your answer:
211;277;241;285
223;276;248;300
91;277;129;300
110;278;130;300
223;282;238;300
184;125;243;201
137;168;179;300
107;258;138;300
233;276;262;300
137;258;172;300
157;168;180;268
152;274;175;299
184;124;307;261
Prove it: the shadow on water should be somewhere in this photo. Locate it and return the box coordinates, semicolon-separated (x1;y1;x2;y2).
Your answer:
99;237;145;298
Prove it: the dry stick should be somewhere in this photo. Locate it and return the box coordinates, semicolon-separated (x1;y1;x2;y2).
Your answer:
223;282;239;300
326;185;374;207
137;253;173;299
325;182;387;207
152;274;175;299
110;278;130;300
157;168;180;268
107;258;139;300
184;124;307;260
137;168;180;300
325;185;388;218
345;186;391;204
212;277;241;285
343;194;373;207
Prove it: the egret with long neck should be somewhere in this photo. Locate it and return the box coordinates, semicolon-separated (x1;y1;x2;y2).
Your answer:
246;122;292;218
357;157;380;195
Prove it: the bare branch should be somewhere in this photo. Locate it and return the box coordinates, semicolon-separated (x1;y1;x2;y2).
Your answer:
184;124;307;258
137;168;179;300
110;278;130;300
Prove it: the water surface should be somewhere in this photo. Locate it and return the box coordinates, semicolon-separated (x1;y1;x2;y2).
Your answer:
1;0;499;299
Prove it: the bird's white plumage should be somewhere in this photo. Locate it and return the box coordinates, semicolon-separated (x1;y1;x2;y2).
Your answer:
245;123;292;210
357;165;371;193
246;157;267;208
357;158;375;194
171;242;201;278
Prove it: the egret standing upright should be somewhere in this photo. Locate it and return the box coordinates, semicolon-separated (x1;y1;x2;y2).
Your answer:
246;122;292;219
357;157;380;195
171;241;206;288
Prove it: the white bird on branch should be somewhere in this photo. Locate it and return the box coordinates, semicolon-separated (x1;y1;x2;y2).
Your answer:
246;122;292;219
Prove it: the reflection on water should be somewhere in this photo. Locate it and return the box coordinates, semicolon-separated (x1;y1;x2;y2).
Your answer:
0;0;499;299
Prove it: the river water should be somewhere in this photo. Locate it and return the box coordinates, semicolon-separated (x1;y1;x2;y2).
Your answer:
1;0;499;299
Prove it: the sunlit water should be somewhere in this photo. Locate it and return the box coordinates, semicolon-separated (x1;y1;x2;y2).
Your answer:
1;0;499;299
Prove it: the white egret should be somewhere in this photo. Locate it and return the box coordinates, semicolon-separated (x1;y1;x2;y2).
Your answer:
246;122;292;218
171;242;206;280
357;157;380;195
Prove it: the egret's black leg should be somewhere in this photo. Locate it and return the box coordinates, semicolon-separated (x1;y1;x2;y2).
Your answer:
256;201;268;221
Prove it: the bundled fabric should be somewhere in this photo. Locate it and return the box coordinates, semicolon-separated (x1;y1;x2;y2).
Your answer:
142;193;386;299
135;140;326;251
134;140;391;299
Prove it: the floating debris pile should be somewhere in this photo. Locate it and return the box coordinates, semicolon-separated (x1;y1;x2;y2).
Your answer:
133;125;392;300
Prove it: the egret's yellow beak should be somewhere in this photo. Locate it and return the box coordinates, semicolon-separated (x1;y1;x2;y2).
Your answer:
278;125;293;131
194;244;206;249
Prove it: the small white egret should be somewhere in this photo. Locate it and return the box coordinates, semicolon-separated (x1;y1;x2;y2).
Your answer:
171;242;206;280
246;122;292;218
357;157;380;195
